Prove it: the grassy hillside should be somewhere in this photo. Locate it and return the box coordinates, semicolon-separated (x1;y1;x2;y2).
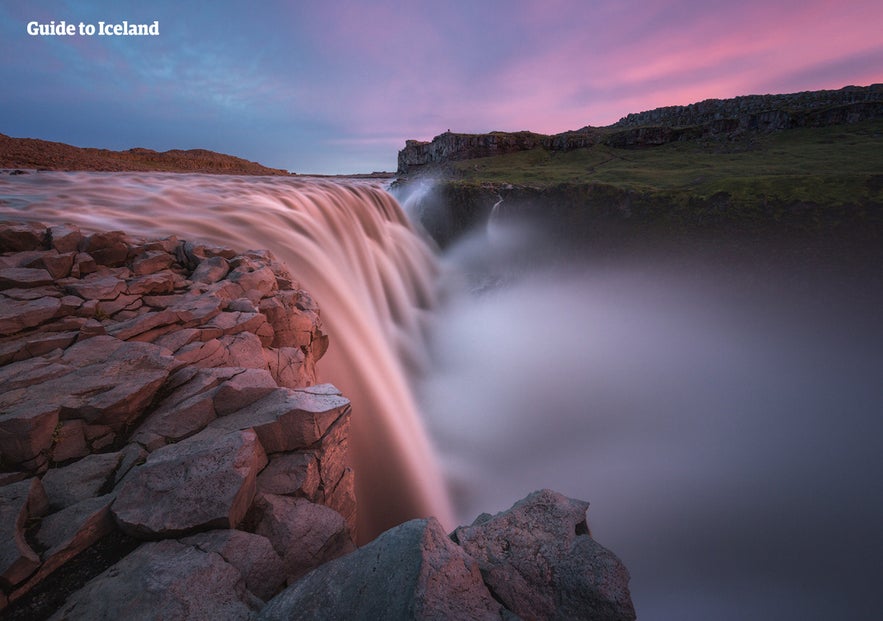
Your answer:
446;119;883;209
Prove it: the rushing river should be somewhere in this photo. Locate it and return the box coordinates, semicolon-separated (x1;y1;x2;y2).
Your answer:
2;171;881;620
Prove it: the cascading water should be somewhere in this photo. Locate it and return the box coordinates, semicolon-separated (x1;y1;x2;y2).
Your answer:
3;172;881;619
0;171;453;541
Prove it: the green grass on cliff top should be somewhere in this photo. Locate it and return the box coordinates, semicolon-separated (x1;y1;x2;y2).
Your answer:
448;119;883;206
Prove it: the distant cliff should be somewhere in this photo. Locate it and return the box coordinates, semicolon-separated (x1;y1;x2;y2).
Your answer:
0;134;290;175
397;84;883;175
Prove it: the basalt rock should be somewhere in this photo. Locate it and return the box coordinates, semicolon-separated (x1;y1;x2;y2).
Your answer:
262;490;636;621
0;221;350;616
0;221;636;620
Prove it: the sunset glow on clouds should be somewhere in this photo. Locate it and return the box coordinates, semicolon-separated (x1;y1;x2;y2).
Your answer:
1;0;881;173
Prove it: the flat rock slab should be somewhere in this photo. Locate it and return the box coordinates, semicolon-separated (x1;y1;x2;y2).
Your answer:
258;517;501;621
210;385;349;453
0;296;62;336
453;489;636;621
112;429;267;538
49;539;260;621
0;336;179;436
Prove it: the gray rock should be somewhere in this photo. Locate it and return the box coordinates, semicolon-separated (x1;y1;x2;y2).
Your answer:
258;517;501;621
181;529;285;602
42;451;124;511
111;429;267;538
0;478;49;588
452;489;636;621
16;494;116;598
254;494;354;584
49;539;260;620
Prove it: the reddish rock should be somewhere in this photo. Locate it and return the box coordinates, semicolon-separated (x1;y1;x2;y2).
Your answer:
0;222;47;252
191;256;230;284
0;336;179;435
0;478;49;589
0;296;62;336
228;263;278;301
0;329;77;365
105;308;177;340
48;224;82;254
49;539;260;620
152;327;201;352
50;418;89;463
83;231;129;267
256;451;320;498
0;401;60;465
126;270;177;296
213;368;278;416
209;386;350;453
112;429;267;538
132;250;174;276
96;293;141;317
181;529;285;602
200;311;269;340
0;267;54;289
64;273;126;300
221;332;269;370
258;517;501;621
26;251;75;279
263;347;311;388
170;291;224;326
71;252;97;277
253;494;355;583
132;389;216;450
174;338;230;367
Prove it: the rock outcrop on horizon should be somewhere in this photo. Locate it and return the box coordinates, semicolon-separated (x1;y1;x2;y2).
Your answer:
397;84;883;174
0;220;636;619
0;134;290;175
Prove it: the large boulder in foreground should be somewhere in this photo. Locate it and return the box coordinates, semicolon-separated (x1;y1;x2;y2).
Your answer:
259;517;502;621
48;539;261;621
453;489;636;621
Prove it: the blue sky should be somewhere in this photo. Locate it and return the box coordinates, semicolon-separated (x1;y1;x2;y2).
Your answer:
2;0;881;173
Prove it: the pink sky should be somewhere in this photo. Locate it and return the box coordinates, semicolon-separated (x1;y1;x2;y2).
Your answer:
2;0;881;172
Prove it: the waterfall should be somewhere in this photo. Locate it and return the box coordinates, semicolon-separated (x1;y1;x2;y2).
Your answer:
0;171;454;541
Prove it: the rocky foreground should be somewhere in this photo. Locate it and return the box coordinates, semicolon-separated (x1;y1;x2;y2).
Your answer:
0;221;635;619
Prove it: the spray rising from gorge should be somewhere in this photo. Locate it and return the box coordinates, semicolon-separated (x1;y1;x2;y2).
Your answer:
2;172;881;619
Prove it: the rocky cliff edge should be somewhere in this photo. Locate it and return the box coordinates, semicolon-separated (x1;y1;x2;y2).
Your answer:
0;220;635;619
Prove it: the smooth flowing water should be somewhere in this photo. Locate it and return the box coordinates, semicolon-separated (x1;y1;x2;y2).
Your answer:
2;172;881;619
0;171;453;541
